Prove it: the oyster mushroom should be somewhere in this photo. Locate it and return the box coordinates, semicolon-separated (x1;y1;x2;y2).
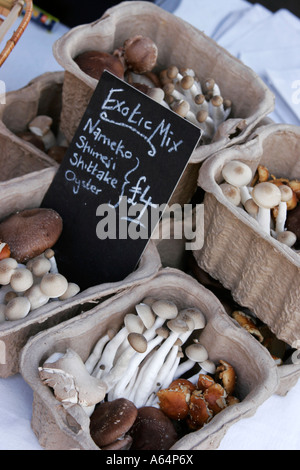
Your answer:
39;348;107;407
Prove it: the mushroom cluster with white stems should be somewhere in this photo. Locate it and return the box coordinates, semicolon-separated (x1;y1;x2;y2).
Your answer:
17;114;68;164
0;249;80;322
219;161;300;249
39;298;212;416
159;66;232;142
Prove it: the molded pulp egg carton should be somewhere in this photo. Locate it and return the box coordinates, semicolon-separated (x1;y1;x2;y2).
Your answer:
0;169;161;377
52;1;274;205
20;268;278;451
0;72;64;182
193;123;300;392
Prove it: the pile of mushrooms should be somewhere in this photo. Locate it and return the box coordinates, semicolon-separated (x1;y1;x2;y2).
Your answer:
0;208;80;323
74;35;232;144
157;360;239;430
38;297;241;449
18;114;68;164
219;160;300;249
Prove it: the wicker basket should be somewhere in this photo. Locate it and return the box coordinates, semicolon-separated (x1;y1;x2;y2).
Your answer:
52;1;274;205
0;0;32;66
20;268;278;450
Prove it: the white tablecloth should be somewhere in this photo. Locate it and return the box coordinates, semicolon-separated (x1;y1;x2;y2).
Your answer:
0;0;300;451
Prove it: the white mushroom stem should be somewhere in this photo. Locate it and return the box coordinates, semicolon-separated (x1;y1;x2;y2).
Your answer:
124;347;159;402
205;78;221;97
132;319;189;408
209;95;226;129
85;329;116;374
100;333;147;389
275;201;287;234
92;313;144;378
239;186;252;206
108;331;166;401
173;358;197;378
39;348;107;407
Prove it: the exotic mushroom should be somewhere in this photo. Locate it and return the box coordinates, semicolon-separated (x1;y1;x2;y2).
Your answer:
0;257;18;285
0;208;63;263
129;406;178;450
90;398;137;449
273;184;294;235
252;182;282;234
174;342;208;378
221;160;253;206
10;268;33;293
74;50;124;80
123;36;158;74
5;296;31;321
38;348;107;407
40;273;68;298
132;317;191;407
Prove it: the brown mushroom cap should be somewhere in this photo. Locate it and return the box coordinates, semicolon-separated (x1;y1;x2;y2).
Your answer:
129;406;178;450
123;35;158;74
0;208;63;263
74;50;124;81
90;398;138;448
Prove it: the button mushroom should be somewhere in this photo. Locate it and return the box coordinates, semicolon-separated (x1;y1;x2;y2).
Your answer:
221;160;253;206
123;36;158;74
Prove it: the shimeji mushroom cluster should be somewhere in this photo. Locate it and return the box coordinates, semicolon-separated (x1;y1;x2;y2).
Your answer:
0;249;80;323
38;297;216;416
219;160;299;248
74;35;232;144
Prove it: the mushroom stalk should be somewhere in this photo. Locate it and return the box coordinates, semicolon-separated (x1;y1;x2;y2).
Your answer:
131;319;189;408
86;329;116;374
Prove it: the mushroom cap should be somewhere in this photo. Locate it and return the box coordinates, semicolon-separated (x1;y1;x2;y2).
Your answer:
58;282;80;300
219;183;241;206
124;313;145;333
199;359;216;374
90;398;138;448
0;208;63;263
167;317;189;334
123;35;158;73
28;115;53;137
185;343;208;363
277;230;297;247
0;258;18;285
135;302;155;328
74;50;124;80
24;284;49;310
10;268;34;292
129;406;178;450
179;307;206;330
278;184;294;202
5;296;31;321
40;273;68;298
27;256;51;277
151;299;178;319
252;182;282;209
127;332;147;353
222;160;252;187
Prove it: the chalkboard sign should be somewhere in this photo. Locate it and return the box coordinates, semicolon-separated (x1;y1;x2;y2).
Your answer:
42;71;202;290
